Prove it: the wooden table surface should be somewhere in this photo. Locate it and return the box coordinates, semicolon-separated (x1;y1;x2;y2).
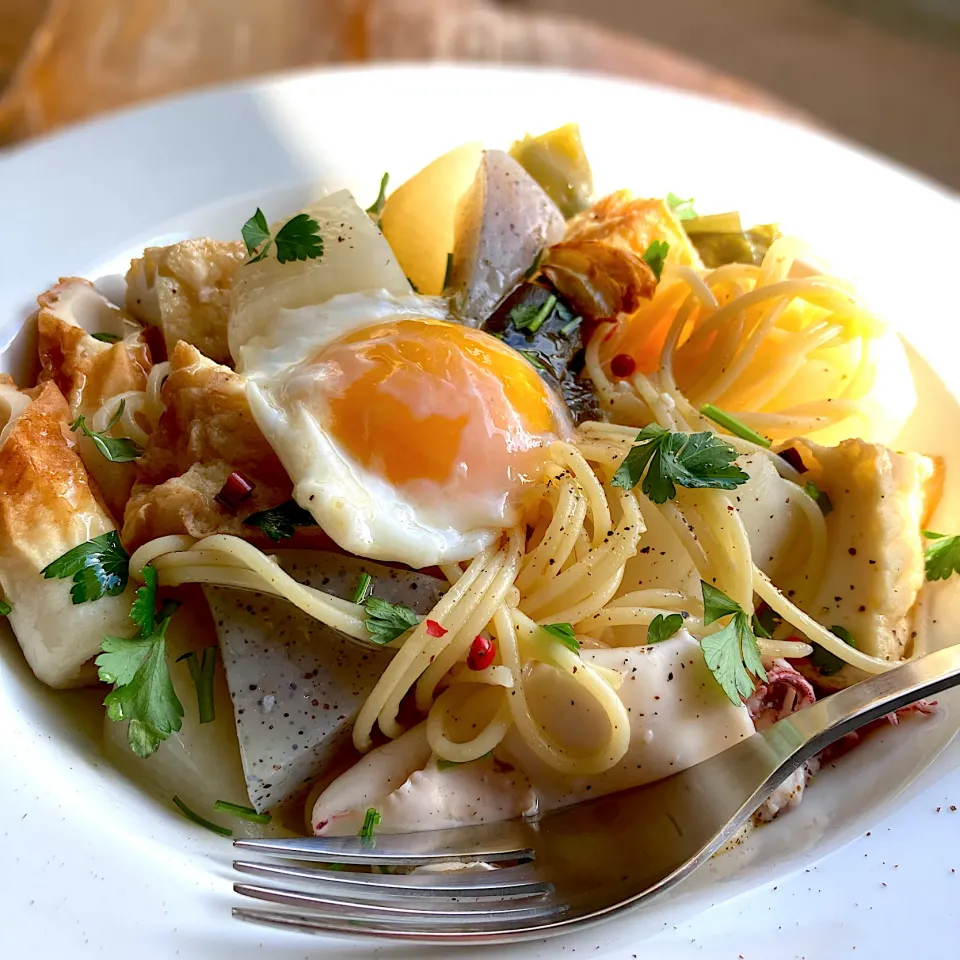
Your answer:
0;0;800;144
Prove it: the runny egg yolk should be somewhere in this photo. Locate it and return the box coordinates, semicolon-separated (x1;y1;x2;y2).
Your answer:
308;317;568;508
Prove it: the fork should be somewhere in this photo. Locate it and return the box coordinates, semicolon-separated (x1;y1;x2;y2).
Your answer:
232;643;960;944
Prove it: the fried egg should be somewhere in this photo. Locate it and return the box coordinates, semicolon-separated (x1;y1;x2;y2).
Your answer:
245;291;570;567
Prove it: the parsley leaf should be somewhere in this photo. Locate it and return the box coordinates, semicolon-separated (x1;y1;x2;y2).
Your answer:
242;500;318;541
177;645;218;724
99;588;184;759
699;582;766;704
811;625;856;676
359;807;382;840
129;564;159;635
0;599;10;617
242;209;324;265
70;400;143;463
366;172;390;219
647;613;684;644
643;240;669;281
541;622;580;655
91;332;122;344
41;531;130;604
611;425;748;504
510;294;557;334
364;596;420;645
667;192;698;221
922;531;960;581
241;208;272;259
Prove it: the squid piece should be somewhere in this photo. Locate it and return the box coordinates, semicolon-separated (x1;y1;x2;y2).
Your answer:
0;381;135;688
36;277;153;521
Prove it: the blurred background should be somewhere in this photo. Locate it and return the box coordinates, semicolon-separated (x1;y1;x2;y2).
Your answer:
1;0;957;188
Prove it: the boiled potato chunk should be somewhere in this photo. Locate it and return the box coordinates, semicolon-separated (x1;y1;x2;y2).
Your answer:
379;142;483;296
450;150;566;324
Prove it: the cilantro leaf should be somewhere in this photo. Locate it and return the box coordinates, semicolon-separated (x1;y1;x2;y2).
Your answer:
647;613;684;644
363;596;420;645
541;622;580;655
811;625;857;676
359;807;382;840
611;426;748;504
699;581;766;704
70;401;143;463
42;531;130;604
0;599;10;616
366;172;389;219
130;565;159;635
274;213;324;264
102;614;183;758
510;294;557;334
922;531;960;581
241;208;271;259
667;192;698;221
91;332;122;344
643;240;669;281
243;500;318;541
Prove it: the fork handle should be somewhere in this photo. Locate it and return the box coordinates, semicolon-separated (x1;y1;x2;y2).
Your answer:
763;643;960;764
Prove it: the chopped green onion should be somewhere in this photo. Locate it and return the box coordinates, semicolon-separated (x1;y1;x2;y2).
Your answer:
518;350;547;372
525;294;557;334
213;800;272;824
359;807;382;840
700;403;771;448
559;315;582;337
172;795;232;836
176;646;218;724
352;572;373;605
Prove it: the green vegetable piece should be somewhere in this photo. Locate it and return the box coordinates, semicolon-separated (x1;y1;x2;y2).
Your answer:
611;424;748;504
437;751;493;770
366;172;390;219
684;212;780;269
70;400;143;463
177;645;218;724
364;596;420;645
243;500;318;541
811;625;857;676
541;622;580;655
509;123;594;218
666;193;698;221
241;208;272;259
213;800;272;824
91;332;123;344
352;572;374;605
242;209;324;265
642;240;669;281
510;293;556;334
41;530;130;604
647;613;684;644
922;531;960;581
803;480;834;516
700;403;771;448
173;796;233;837
700;582;767;705
359;807;382;840
0;599;10;616
518;350;547;372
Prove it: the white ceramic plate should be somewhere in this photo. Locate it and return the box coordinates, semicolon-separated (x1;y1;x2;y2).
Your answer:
1;65;959;958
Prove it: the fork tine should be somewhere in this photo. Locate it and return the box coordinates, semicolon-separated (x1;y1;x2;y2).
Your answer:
234;884;567;924
232;821;535;866
233;906;569;942
233;860;552;900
